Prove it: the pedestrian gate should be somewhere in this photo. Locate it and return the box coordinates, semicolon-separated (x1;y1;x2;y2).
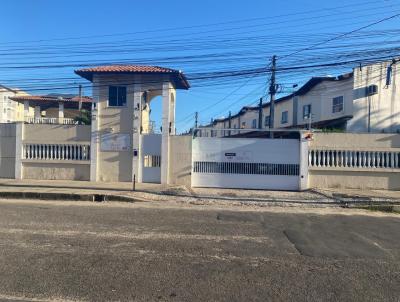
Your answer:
141;134;162;183
191;137;308;191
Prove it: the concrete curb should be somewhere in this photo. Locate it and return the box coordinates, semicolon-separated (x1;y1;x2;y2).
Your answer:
0;189;398;208
0;191;147;203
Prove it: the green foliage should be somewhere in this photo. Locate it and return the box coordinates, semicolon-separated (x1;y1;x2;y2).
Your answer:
74;109;91;125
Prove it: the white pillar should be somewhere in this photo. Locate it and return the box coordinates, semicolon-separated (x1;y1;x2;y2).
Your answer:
299;133;309;191
161;82;173;184
58;102;64;124
34;106;41;120
132;84;142;183
169;91;176;135
23;100;29;121
14;122;23;180
90;110;99;181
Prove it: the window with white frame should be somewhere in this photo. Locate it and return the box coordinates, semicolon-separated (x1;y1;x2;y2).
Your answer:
303;104;311;119
332;96;344;113
281;111;288;124
108;86;127;107
252;119;257;129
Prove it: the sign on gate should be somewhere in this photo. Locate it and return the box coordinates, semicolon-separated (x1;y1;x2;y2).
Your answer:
191;137;308;191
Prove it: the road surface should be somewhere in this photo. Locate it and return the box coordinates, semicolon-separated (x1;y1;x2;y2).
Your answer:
0;199;399;301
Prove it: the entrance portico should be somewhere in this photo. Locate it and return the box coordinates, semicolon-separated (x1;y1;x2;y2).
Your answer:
75;65;190;184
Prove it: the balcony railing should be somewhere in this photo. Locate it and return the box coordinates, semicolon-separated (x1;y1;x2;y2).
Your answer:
25;117;76;125
309;149;400;170
23;143;90;161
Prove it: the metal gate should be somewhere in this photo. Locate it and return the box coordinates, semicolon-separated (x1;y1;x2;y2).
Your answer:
191;137;308;191
141;134;162;183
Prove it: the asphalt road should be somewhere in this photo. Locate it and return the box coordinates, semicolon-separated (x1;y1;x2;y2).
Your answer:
0;200;399;302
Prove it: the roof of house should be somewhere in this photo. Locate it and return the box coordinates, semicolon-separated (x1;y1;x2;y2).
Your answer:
10;95;93;104
74;65;190;89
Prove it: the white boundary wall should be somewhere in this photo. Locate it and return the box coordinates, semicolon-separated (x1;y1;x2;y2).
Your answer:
192;137;308;191
309;133;400;190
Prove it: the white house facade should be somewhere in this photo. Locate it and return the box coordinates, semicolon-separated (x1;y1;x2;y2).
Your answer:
200;59;400;135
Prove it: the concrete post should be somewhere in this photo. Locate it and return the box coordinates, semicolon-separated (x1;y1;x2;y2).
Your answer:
90;110;98;182
161;82;173;184
14;122;23;180
89;85;100;182
168;91;176;135
299;133;309;191
132;83;142;183
34;106;41;121
23;100;29;122
58;102;64;124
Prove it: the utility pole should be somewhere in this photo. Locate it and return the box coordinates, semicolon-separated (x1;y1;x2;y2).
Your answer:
228;111;232;136
269;55;277;138
194;111;198;129
258;97;263;129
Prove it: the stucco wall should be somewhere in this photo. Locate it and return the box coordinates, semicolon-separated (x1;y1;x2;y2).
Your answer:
22;162;90;181
309;133;400;190
168;135;192;187
0;123;16;178
347;62;400;133
21;124;91;181
310;132;400;149
23;124;91;143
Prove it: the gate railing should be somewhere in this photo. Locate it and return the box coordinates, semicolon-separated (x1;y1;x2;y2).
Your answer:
308;149;400;169
23;143;90;161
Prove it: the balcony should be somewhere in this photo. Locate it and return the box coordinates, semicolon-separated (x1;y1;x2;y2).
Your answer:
25;117;76;125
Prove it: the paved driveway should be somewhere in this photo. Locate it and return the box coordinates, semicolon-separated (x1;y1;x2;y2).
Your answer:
0;200;399;301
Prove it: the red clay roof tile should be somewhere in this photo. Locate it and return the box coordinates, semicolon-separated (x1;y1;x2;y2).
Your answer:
74;65;190;89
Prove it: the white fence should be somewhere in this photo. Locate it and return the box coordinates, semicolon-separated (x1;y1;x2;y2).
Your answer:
309;149;400;169
25;117;76;125
23;143;90;161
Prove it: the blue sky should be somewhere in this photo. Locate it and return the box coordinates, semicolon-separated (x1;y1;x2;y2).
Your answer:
1;0;399;131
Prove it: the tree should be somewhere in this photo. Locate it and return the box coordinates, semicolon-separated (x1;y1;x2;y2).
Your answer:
74;109;91;125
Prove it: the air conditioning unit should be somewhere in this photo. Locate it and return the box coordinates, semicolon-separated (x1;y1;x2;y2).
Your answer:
367;84;378;96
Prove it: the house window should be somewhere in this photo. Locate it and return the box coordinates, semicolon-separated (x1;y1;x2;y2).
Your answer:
332;96;344;113
303;104;311;119
108;86;127;107
252;119;257;129
241;122;246;129
281;111;288;124
264;116;270;127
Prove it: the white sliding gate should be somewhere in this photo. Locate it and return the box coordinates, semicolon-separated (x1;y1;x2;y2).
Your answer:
141;134;162;183
192;137;308;191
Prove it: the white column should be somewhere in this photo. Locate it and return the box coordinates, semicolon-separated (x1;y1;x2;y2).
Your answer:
14;122;23;179
23;100;29;121
132;81;142;183
169;91;176;135
90;86;99;181
161;81;173;184
34;106;41;121
58;102;64;124
299;136;309;191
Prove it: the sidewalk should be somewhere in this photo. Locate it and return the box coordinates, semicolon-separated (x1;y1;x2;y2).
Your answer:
0;178;398;207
